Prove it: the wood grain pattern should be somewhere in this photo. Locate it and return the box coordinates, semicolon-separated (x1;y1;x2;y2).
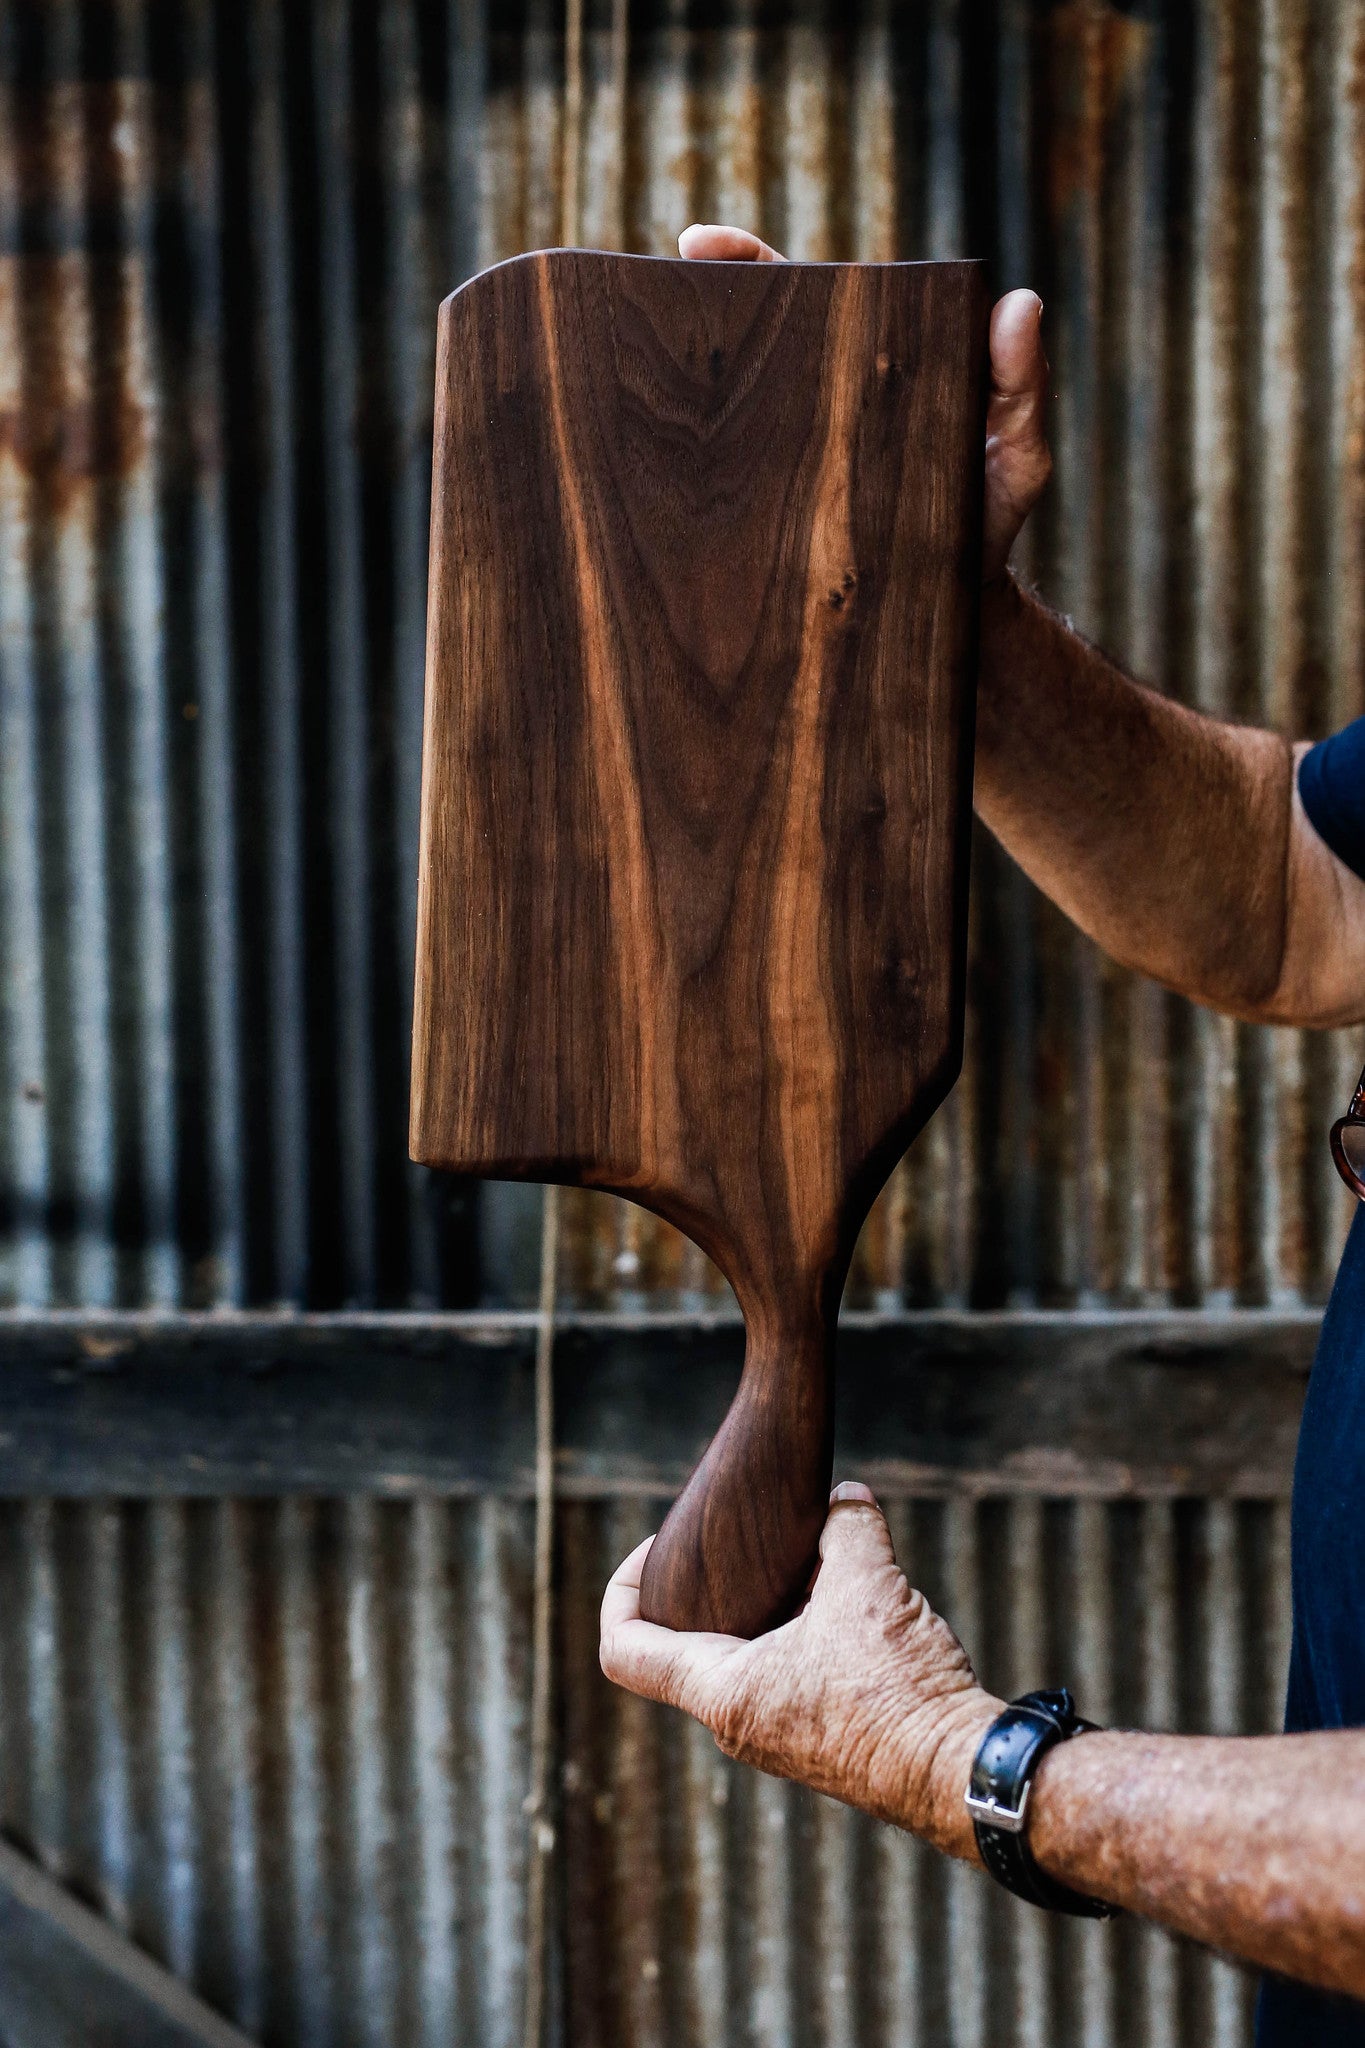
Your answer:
412;249;988;1636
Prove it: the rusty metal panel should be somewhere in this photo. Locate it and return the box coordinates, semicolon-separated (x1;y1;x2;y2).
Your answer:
0;6;1347;2047
0;1496;536;2045
0;0;1361;1313
0;1490;1287;2047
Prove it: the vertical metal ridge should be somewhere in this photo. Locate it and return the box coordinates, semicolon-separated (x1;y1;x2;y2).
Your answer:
523;0;561;255
313;0;377;1305
923;0;962;262
1035;4;1109;1307
641;0;697;256
605;1493;673;2045
100;3;179;1309
248;0;310;1306
985;0;1043;1311
469;1496;531;2045
15;1500;65;1875
405;1498;459;2048
579;0;629;251
1193;0;1256;1310
339;1499;399;2044
274;1497;335;2048
1098;2;1167;1307
199;1499;266;2037
0;34;53;1308
378;0;439;1306
849;0;894;264
749;1771;799;2044
73;1501;134;1938
709;0;763;240
146;1500;200;1982
676;1712;730;2045
781;0;835;261
38;1;118;1306
179;0;247;1307
807;1793;856;2048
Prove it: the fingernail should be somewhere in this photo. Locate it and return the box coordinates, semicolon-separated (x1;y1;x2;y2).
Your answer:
830;1480;875;1504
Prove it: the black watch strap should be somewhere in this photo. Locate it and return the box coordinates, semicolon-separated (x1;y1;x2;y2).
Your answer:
966;1688;1116;1918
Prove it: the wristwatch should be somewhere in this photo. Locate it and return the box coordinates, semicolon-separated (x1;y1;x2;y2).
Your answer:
965;1688;1117;1918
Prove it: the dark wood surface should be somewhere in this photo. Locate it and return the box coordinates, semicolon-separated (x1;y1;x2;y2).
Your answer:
412;249;989;1634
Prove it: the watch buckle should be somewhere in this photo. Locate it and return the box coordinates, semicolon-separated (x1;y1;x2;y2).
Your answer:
964;1781;1032;1835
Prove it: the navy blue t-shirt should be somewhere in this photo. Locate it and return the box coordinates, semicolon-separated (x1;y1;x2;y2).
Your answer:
1256;720;1365;2046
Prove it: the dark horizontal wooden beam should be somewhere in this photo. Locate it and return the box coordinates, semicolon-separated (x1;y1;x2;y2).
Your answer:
0;1310;1315;1499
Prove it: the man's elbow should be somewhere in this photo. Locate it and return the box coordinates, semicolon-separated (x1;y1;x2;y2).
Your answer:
1250;817;1365;1029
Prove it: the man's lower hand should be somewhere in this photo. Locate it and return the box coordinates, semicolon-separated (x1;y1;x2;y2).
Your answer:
599;1481;1002;1859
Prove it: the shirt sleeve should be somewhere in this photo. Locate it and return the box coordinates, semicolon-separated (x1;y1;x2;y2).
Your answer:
1298;717;1365;883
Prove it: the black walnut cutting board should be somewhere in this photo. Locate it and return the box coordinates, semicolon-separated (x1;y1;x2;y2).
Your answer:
412;249;988;1637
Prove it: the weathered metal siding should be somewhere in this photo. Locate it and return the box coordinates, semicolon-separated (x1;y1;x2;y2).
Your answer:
1;0;1362;1313
0;5;1349;2046
0;1491;1290;2048
0;1496;534;2045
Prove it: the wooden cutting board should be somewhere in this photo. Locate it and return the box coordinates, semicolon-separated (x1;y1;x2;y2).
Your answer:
412;249;988;1637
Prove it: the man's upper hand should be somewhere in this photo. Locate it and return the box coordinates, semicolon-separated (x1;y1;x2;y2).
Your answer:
677;222;1050;584
599;1480;1001;1857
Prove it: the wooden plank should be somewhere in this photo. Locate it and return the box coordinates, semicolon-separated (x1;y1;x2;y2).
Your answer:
413;248;989;1631
0;1311;1312;1498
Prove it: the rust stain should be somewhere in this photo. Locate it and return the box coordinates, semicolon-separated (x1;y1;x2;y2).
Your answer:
1043;0;1154;218
0;257;151;514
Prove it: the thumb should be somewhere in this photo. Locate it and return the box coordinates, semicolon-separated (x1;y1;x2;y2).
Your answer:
815;1486;899;1587
989;288;1047;408
678;223;785;263
983;287;1051;582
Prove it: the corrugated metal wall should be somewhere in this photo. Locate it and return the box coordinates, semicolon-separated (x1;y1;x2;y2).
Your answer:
0;1492;1291;2047
3;0;1362;1314
0;1;1354;2043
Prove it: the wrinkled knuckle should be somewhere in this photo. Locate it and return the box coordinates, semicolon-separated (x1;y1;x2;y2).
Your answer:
896;1581;929;1628
709;1686;759;1761
713;1721;746;1762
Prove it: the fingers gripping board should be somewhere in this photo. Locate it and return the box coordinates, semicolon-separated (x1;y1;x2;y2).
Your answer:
412;250;988;1636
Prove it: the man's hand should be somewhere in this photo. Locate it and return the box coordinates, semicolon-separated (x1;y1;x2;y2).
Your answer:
677;223;1050;584
600;1480;1001;1858
604;1487;1365;1996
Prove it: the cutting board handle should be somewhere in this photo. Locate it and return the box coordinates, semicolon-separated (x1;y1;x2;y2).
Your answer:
638;1294;836;1638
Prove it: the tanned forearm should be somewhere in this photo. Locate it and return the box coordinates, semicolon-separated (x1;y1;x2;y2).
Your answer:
917;1711;1365;1992
1020;1727;1365;1996
975;575;1294;1017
